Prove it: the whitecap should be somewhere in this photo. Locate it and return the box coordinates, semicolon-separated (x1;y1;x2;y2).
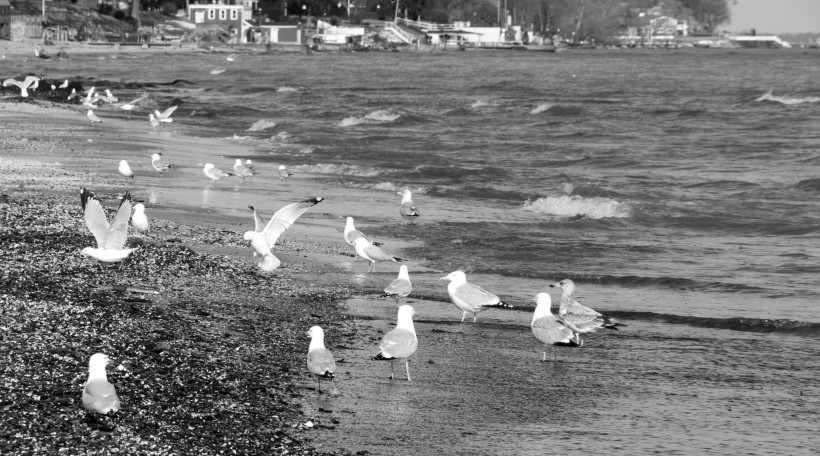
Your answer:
530;103;553;114
755;90;820;105
277;86;298;92
523;195;631;219
210;68;226;75
247;119;277;131
292;163;382;177
340;109;401;127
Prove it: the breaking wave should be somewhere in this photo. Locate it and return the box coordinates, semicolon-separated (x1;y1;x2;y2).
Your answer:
523;195;632;219
247;120;277;131
339;109;402;127
755;90;820;105
291;163;382;177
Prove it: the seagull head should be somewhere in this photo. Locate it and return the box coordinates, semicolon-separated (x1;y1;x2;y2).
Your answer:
80;247;94;257
549;278;575;293
441;270;466;283
533;292;552;308
134;203;145;214
242;230;255;241
306;325;324;339
397;304;416;320
89;353;112;369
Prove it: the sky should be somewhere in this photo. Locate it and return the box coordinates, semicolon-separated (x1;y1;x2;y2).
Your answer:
726;0;820;34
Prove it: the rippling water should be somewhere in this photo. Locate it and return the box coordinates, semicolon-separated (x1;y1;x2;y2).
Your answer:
9;47;819;454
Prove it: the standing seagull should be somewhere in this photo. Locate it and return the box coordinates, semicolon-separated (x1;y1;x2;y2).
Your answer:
441;270;512;322
233;159;256;180
306;326;339;396
87;110;102;124
397;188;420;224
382;264;412;304
3;76;41;97
82;353;120;415
203;163;232;184
131;203;149;234
343;216;381;261
531;293;580;362
80;188;138;263
278;165;293;180
549;278;620;344
118;160;134;180
150;152;171;177
372;305;418;381
245;159;255;173
353;237;402;273
243;197;324;271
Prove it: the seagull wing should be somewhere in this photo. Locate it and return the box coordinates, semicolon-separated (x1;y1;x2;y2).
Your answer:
307;348;336;376
81;188;110;248
126;93;148;105
532;315;574;344
379;328;417;359
22;76;40;88
159;105;178;119
2;78;18;87
260;197;323;248
454;282;501;306
250;206;265;232
103;192;132;250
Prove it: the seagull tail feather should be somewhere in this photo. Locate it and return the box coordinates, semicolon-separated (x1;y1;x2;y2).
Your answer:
554;340;581;348
371;352;394;361
494;300;514;309
603;317;624;330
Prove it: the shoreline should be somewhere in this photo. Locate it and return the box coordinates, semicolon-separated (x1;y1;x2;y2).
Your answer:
0;100;378;454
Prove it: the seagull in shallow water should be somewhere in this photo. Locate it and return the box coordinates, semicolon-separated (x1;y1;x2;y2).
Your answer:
132;203;149;233
202;163;232;183
382;264;412;304
372;305;418;381
343;216;381;261
353;237;402;273
531;293;580;362
441;270;512;322
233;159;256;180
82;353;120;415
153;105;177;124
278;165;293;180
397;188;420;224
549;278;621;344
34;46;51;60
150;152;171;176
3;76;41;97
245;159;255;173
118;160;134;180
80;188;137;263
243;197;324;271
87;109;102;123
306;326;339;396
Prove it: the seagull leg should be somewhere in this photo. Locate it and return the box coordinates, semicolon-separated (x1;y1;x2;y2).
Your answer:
405;361;412;382
542;351;547;362
553;347;559;362
389;361;395;380
316;377;322;394
461;311;467;322
330;379;339;396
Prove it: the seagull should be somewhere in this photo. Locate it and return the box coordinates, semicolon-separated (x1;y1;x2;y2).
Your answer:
243;197;324;271
343;216;381;261
34;46;51;59
202;163;232;183
278;165;293;180
3;76;41;97
50;84;56;91
150;152;171;176
549;278;621;344
226;54;237;62
132;203;149;233
382;264;412;304
306;326;339;396
353;237;402;273
102;89;118;103
233;159;256;180
81;87;97;107
245;159;255;173
153;105;177;124
82;353;120;415
118;160;134;180
148;113;161;128
531;293;580;362
120;93;148;111
87;109;102;123
80;188;138;263
441;270;512;322
372;305;418;381
397;188;420;224
58;79;69;89
67;88;78;101
30;79;39;92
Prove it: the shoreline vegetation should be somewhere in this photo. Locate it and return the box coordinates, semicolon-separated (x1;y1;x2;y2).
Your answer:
0;97;367;454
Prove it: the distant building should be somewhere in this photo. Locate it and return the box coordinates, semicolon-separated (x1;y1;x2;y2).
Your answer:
0;0;9;40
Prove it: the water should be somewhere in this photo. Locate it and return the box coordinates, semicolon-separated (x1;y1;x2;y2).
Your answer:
10;47;820;454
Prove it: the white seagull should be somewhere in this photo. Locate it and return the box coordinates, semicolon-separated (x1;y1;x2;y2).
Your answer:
306;326;340;396
102;89;118;103
549;278;621;344
81;87;98;107
343;216;381;261
87;110;102;124
118;160;134;180
132;203;149;233
153;105;177;124
441;270;512;322
58;79;69;89
80;188;138;263
233;158;256;180
82;353;120;415
202;163;232;183
372;305;418;381
150;152;171;176
531;292;580;362
120;93;148;111
397;188;420;224
245;159;255;173
3;76;41;97
382;264;412;304
243;197;324;271
67;88;78;101
148;113;161;128
353;237;402;273
278;165;293;180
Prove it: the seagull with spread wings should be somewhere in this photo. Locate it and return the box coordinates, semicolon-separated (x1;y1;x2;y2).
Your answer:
243;197;324;271
3;76;41;97
80;188;137;263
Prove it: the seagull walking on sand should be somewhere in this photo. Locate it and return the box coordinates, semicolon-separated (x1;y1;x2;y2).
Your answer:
203;163;232;183
150;152;171;176
132;203;149;234
343;216;382;261
441;270;513;322
118;160;134;180
549;278;621;344
82;353;120;415
3;76;41;97
372;305;418;381
87;109;102;124
80;188;138;263
382;265;412;304
397;188;420;224
278;165;293;180
531;293;580;362
353;237;402;273
243;197;324;272
233;159;256;180
306;326;340;396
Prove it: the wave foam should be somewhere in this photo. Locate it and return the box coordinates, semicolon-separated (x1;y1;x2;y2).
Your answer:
755;90;820;105
523;195;631;219
247;120;277;131
277;86;298;92
529;103;553;114
340;109;401;127
292;163;382;177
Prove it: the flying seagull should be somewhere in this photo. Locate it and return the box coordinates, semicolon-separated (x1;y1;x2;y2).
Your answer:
80;188;137;263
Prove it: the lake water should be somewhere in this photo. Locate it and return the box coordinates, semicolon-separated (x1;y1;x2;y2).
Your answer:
8;46;819;454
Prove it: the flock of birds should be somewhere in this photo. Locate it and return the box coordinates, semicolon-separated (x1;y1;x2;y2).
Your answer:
76;153;621;414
